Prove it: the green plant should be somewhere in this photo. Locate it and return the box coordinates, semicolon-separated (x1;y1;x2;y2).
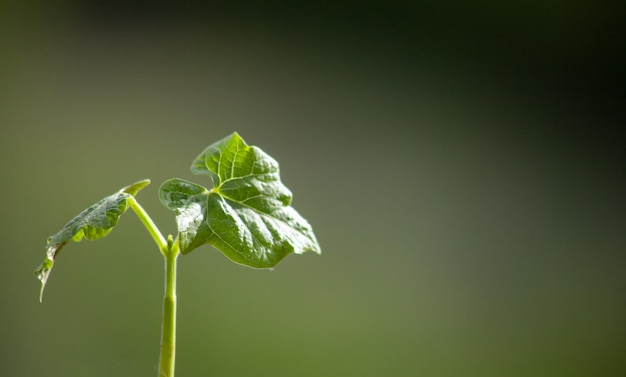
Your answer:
35;132;321;377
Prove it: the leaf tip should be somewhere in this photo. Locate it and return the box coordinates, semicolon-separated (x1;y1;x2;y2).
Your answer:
123;179;151;196
35;257;54;303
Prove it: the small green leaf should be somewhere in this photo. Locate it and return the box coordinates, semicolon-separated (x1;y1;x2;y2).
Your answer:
35;179;150;302
159;132;320;268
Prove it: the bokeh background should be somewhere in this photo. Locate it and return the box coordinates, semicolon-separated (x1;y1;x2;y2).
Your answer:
1;1;624;376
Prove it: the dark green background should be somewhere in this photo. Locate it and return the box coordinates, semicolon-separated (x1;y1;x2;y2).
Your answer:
1;1;624;376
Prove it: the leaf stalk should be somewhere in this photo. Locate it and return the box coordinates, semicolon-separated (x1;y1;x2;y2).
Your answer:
127;196;168;253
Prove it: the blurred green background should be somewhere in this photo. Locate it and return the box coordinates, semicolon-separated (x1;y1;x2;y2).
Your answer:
1;1;624;376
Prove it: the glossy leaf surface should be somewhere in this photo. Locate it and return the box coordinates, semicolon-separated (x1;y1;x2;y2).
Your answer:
35;180;150;301
159;132;320;268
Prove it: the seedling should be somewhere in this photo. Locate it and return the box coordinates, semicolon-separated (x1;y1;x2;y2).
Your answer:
35;132;321;377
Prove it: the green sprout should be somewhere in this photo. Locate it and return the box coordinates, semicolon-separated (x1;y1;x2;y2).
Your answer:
35;132;321;377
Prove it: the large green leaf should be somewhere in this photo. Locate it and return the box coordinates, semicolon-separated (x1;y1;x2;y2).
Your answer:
159;132;320;268
35;179;150;302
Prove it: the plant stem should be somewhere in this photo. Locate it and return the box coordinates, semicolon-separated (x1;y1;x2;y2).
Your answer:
159;241;179;377
127;196;180;377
